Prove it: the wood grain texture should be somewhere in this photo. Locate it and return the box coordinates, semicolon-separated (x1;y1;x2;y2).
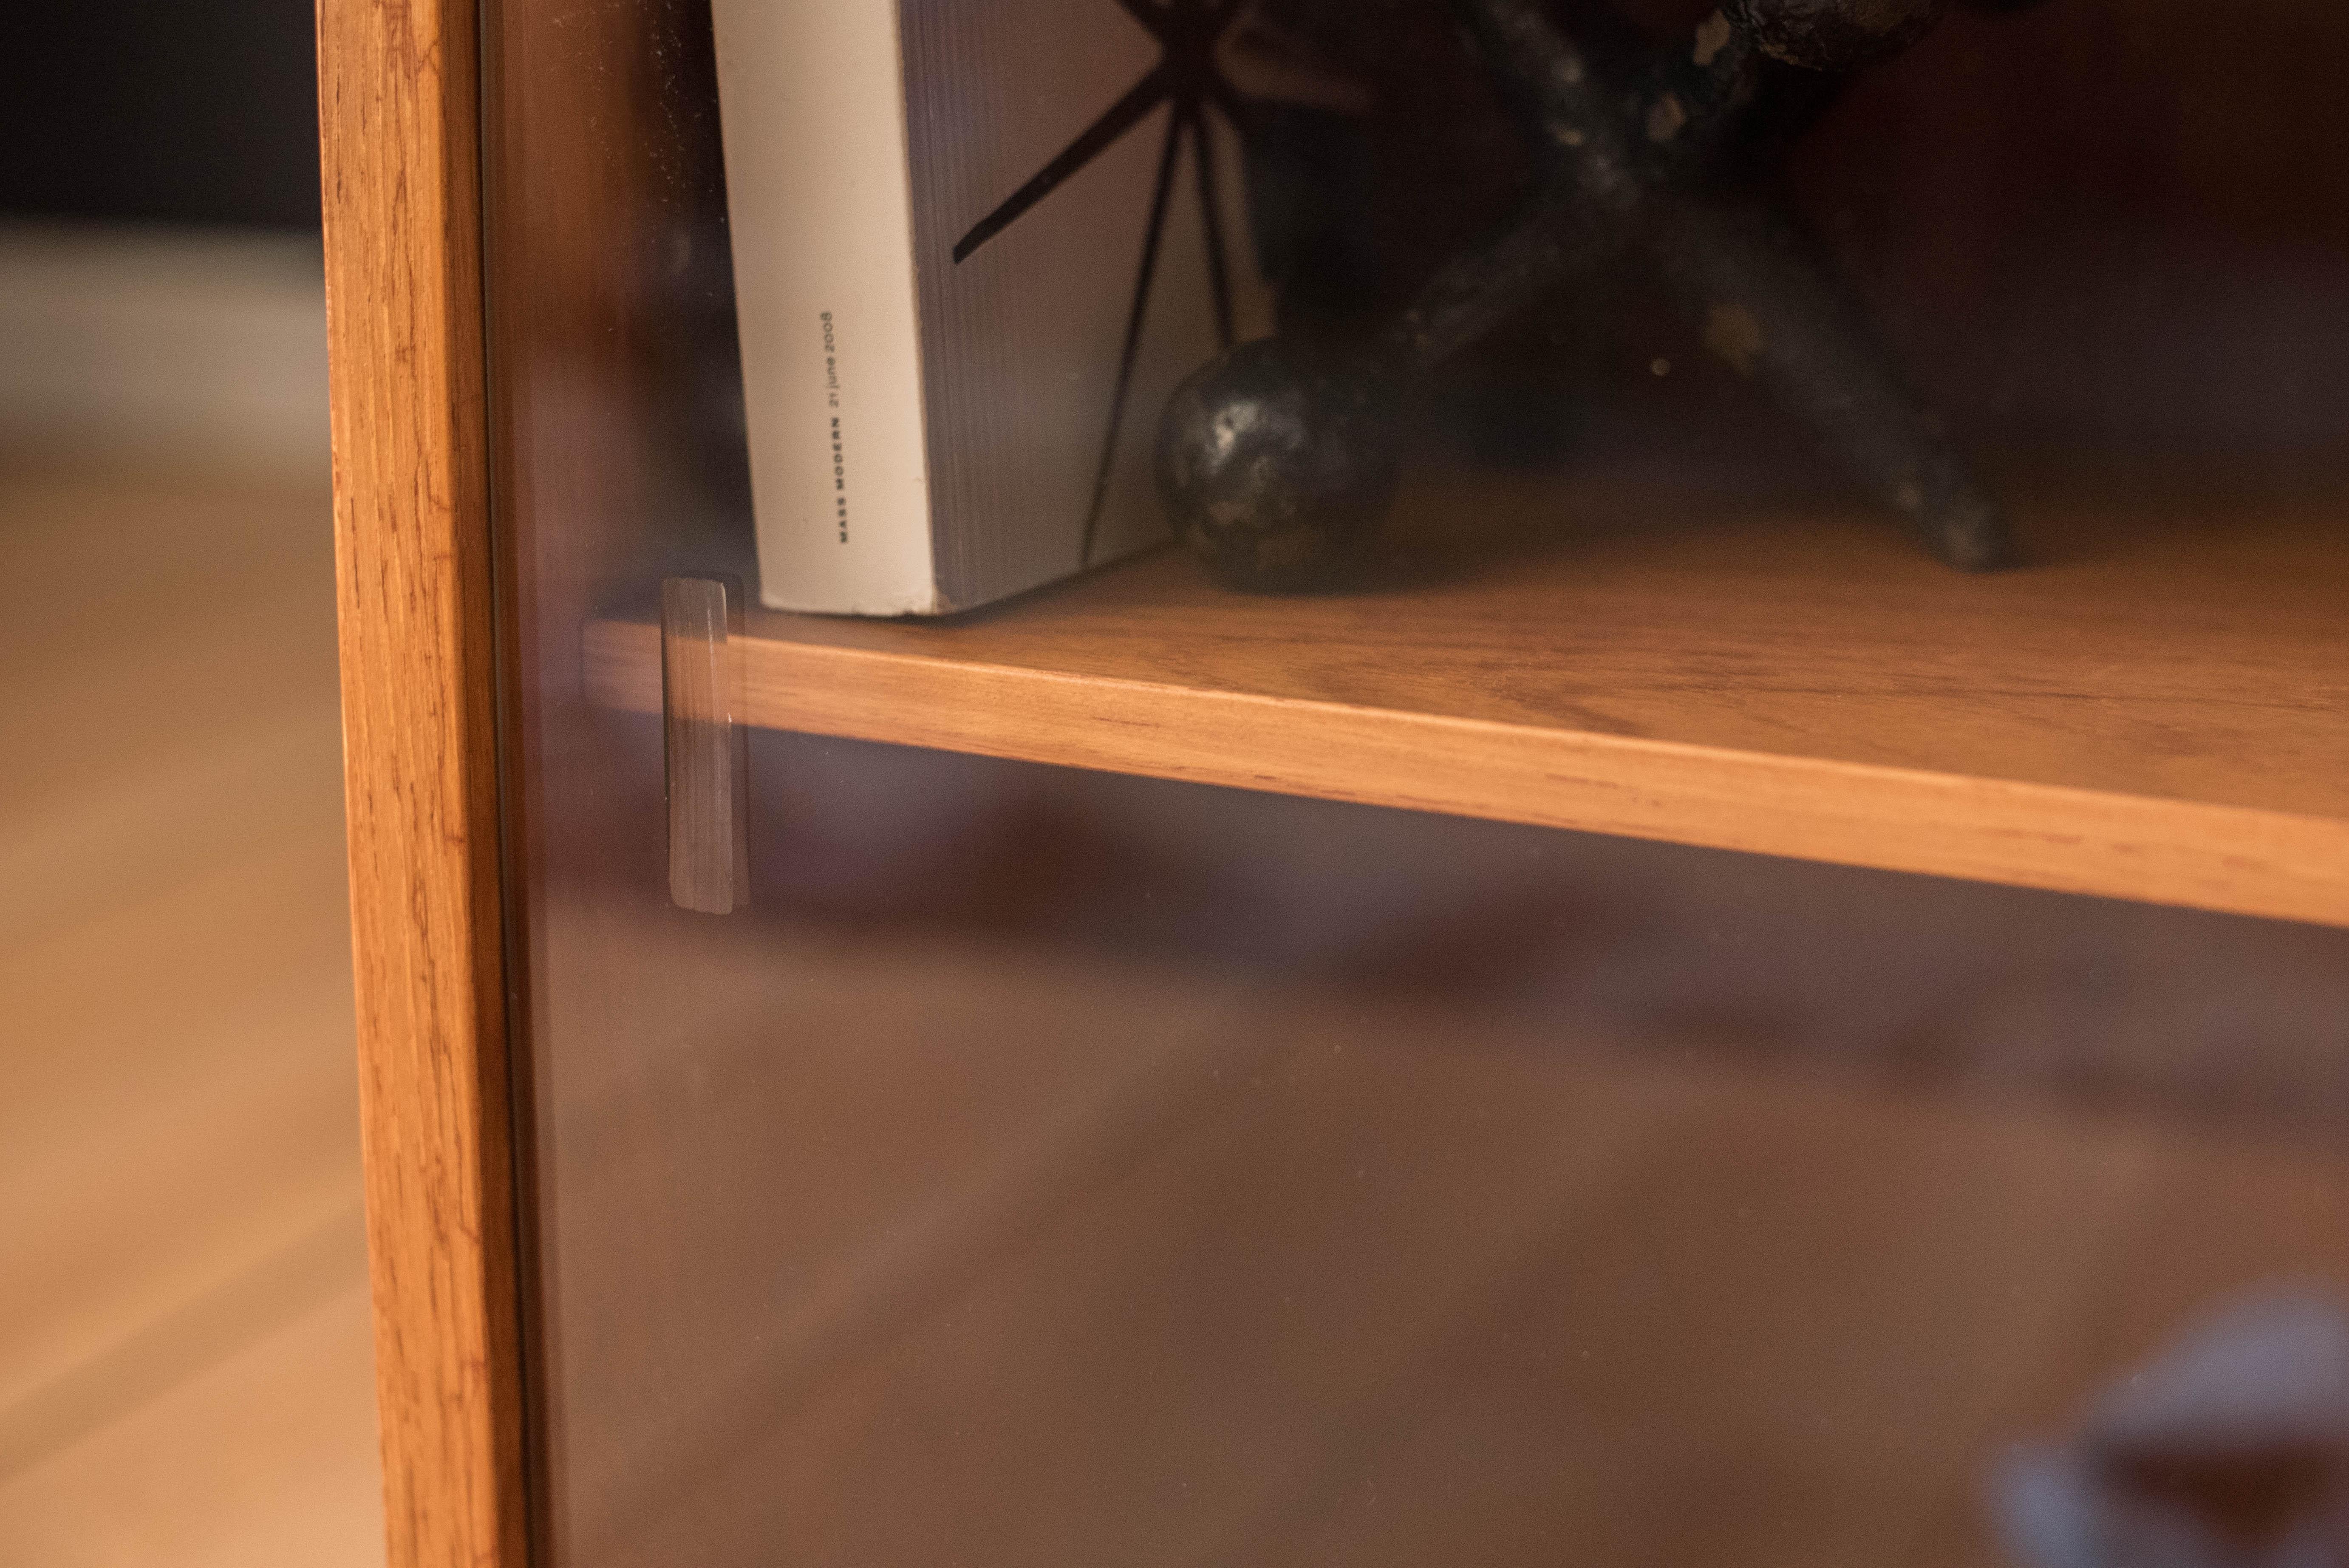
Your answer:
586;470;2349;925
317;1;525;1564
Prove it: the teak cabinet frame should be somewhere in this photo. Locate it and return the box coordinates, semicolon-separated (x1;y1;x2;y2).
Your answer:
317;0;2349;1561
319;0;526;1565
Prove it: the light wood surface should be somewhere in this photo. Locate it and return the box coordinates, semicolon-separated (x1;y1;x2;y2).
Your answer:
586;468;2349;925
317;0;526;1561
0;1284;383;1568
0;459;381;1566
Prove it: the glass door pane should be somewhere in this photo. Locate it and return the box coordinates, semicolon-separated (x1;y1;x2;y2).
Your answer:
480;2;2349;1562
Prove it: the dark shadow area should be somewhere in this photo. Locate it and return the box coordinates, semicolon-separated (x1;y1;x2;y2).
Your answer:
0;1;320;230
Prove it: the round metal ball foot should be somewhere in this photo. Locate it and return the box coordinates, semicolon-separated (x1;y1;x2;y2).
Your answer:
1155;337;1402;593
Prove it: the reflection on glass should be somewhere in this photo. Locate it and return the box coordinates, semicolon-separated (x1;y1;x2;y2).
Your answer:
481;0;2349;1563
524;736;2349;1565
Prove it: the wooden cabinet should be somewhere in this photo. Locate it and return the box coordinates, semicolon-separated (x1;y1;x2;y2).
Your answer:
321;2;2349;1564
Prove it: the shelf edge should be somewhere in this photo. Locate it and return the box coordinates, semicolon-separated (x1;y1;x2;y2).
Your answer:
585;619;2349;928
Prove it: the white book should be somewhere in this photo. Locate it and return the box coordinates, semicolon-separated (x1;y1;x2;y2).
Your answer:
711;0;1272;616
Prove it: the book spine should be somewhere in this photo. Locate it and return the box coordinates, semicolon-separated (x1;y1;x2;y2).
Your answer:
710;0;938;614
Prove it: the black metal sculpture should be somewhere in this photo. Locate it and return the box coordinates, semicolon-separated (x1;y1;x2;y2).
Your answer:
1159;0;2032;591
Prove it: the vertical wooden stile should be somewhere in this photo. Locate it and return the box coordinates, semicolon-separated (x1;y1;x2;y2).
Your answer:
316;0;528;1562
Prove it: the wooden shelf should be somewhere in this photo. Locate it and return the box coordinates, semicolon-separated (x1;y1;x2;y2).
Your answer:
585;470;2349;927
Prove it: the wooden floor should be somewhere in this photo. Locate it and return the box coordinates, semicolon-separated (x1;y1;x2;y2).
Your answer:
0;453;382;1566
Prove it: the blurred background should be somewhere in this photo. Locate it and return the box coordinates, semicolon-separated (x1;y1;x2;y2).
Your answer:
0;4;383;1565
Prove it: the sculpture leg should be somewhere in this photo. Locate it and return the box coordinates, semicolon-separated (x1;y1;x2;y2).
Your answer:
1643;190;2014;570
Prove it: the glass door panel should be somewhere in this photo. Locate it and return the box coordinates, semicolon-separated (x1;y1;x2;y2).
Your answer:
479;1;2349;1562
